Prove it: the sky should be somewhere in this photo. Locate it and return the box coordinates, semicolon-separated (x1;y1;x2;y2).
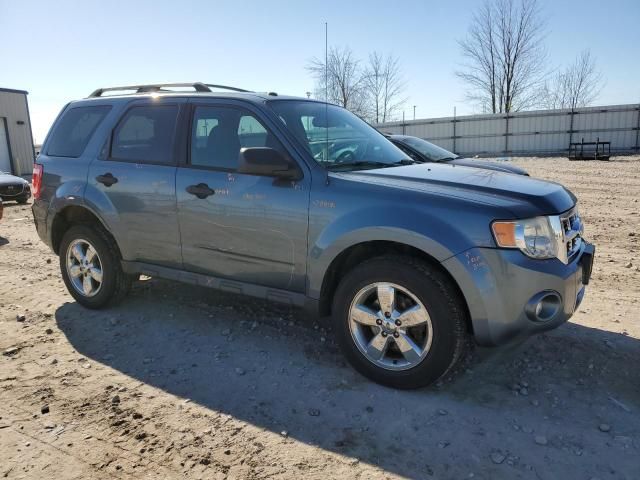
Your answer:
1;0;639;143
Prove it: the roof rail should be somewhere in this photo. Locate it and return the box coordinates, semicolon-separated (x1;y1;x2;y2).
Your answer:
88;82;250;98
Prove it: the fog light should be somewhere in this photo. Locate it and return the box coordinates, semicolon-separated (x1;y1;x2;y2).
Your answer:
525;291;562;322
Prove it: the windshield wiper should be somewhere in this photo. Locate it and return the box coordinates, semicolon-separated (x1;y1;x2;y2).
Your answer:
394;159;417;165
326;161;393;171
437;157;458;162
327;158;418;171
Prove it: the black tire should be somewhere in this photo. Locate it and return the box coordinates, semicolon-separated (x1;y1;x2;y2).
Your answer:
332;255;468;389
59;224;132;309
16;197;29;204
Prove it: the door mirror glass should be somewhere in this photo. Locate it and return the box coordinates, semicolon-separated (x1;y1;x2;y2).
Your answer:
238;147;301;180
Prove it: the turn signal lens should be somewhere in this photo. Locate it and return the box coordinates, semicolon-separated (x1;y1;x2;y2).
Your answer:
492;217;560;260
492;221;517;247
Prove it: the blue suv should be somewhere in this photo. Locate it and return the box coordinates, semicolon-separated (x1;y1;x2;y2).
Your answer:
32;83;595;388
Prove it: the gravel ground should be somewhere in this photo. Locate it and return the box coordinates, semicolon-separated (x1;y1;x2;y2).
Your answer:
0;156;639;479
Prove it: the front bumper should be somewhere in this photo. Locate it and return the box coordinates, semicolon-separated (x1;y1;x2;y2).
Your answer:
0;184;31;200
442;241;595;346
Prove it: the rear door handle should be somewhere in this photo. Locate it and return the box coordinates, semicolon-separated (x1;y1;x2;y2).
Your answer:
186;183;215;199
96;173;118;187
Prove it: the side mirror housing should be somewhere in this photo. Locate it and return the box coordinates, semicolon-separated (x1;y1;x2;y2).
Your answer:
238;147;302;180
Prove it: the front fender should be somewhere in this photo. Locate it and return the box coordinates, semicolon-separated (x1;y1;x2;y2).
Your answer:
306;205;476;299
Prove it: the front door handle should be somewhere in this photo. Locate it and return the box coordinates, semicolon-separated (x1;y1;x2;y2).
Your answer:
96;173;118;187
186;183;215;199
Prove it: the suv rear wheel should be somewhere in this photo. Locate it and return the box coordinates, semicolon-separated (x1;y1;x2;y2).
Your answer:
59;225;132;309
332;255;468;389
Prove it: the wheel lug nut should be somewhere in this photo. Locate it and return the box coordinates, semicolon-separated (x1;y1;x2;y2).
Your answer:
376;319;382;325
384;312;391;318
393;332;399;338
395;320;402;326
381;331;388;337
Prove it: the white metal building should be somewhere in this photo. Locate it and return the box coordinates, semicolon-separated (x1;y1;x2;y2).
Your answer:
0;87;35;176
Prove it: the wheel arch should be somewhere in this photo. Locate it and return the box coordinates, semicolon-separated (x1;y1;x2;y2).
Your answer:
317;240;473;334
51;205;121;258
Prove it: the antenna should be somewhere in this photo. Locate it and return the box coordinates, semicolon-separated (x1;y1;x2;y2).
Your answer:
324;21;329;169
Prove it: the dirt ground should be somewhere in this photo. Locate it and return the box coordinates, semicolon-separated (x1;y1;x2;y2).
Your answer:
1;156;639;480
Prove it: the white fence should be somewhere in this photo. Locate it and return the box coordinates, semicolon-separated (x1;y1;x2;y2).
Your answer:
376;104;640;156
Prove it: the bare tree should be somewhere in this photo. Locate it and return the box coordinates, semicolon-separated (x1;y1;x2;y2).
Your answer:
307;46;368;117
540;50;603;110
363;52;406;124
457;0;547;113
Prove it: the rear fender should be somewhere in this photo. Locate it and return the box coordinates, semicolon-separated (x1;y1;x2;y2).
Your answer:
47;183;126;257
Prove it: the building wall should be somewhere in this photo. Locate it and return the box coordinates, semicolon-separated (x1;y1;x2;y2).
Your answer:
0;89;35;176
377;104;640;157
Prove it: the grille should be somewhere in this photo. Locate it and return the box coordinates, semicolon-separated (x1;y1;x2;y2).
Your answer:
0;184;25;197
561;208;582;262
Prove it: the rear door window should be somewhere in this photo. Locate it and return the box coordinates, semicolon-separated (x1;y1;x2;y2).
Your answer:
47;105;111;157
111;105;179;164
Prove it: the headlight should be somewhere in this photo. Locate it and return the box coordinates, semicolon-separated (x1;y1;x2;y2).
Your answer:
492;216;562;260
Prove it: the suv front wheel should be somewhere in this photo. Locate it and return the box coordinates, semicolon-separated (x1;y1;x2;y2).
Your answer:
59;225;132;309
332;255;468;389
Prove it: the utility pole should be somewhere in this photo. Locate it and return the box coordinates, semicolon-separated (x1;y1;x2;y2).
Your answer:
324;22;328;103
413;105;416;120
453;106;457;154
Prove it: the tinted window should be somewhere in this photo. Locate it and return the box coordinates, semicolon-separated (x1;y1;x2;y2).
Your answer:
191;106;280;170
111;105;179;164
47;106;111;157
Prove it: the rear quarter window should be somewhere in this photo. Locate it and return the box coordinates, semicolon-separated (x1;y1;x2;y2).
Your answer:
46;105;112;157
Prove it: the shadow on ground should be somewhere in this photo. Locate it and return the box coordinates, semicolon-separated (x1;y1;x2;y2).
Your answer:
55;278;640;478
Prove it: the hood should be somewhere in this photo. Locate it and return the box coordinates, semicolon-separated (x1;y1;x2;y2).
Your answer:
336;163;576;218
0;172;29;186
447;157;529;176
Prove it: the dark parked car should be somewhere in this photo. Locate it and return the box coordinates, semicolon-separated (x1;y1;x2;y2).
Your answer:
0;171;31;204
387;135;529;176
32;82;593;389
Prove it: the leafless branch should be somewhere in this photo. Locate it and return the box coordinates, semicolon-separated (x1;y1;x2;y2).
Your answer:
306;46;368;117
362;52;407;123
540;50;604;110
456;0;547;113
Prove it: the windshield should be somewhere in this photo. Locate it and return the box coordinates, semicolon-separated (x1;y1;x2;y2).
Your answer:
269;100;410;171
401;136;458;161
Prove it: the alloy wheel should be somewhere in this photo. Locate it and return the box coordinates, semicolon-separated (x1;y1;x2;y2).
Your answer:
348;282;433;371
66;239;103;297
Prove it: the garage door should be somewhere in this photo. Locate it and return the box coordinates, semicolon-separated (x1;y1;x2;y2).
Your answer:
0;118;12;173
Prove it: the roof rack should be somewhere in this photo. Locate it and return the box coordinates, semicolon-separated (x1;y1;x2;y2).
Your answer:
88;82;251;98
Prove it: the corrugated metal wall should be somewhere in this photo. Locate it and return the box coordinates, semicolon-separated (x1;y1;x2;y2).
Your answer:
0;89;35;176
377;104;640;156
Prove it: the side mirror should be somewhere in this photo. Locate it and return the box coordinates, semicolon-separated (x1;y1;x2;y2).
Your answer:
238;147;302;180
